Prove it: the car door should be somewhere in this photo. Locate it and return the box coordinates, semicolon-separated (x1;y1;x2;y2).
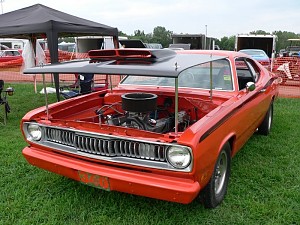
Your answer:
233;57;272;147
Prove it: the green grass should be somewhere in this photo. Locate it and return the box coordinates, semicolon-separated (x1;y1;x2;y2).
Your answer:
0;83;299;225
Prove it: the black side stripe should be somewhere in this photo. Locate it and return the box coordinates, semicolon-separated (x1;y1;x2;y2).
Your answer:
199;77;276;142
199;85;271;143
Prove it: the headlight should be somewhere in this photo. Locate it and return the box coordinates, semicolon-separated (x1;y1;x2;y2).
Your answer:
167;146;191;169
27;124;42;141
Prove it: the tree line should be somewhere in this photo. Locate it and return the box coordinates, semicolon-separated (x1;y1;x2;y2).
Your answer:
119;26;173;49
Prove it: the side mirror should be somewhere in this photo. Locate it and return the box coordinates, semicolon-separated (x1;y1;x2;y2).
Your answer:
246;82;255;92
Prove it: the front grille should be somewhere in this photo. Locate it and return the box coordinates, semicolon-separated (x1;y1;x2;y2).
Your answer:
45;127;167;162
45;128;75;146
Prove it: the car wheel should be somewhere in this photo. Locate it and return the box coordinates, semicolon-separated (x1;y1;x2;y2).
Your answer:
257;102;273;136
200;142;231;208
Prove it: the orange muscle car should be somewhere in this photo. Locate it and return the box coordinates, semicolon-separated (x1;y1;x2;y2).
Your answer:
21;49;279;208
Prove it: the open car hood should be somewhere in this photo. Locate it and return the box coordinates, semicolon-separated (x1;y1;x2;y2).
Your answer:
23;49;227;78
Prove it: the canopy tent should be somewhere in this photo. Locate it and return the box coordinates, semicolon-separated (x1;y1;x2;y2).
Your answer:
0;4;119;101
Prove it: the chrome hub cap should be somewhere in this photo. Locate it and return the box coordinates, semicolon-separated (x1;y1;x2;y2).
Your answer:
214;151;228;195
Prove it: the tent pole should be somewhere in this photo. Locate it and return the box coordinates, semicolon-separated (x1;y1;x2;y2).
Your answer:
33;75;37;93
113;36;119;49
47;31;60;101
30;37;38;93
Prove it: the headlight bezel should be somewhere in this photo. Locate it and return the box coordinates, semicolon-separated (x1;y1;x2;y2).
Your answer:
166;145;192;169
26;123;43;141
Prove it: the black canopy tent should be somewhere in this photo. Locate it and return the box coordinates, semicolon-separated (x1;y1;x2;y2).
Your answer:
0;4;119;101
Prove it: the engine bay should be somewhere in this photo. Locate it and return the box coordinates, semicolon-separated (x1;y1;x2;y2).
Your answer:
48;90;222;135
96;92;191;134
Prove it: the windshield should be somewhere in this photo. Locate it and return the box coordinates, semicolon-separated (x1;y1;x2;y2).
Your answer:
121;59;233;91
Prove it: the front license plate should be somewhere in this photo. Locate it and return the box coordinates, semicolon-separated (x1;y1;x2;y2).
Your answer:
78;171;110;191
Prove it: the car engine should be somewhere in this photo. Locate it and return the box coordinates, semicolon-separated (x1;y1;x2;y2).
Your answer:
96;92;190;134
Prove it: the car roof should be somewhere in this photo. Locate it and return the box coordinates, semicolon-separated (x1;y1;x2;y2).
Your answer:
239;49;265;52
24;49;228;78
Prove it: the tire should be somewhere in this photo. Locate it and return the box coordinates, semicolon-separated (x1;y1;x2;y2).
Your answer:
257;102;273;136
200;142;231;208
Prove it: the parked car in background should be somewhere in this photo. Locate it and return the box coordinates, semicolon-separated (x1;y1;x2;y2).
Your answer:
0;49;23;63
21;49;279;208
169;43;191;50
278;49;287;57
285;39;300;57
144;43;163;49
119;39;146;48
239;49;271;70
285;46;300;57
277;39;300;57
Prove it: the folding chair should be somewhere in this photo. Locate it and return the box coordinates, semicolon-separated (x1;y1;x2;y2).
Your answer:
0;80;14;125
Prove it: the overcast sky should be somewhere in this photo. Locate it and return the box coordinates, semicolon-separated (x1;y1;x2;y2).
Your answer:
2;0;299;39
